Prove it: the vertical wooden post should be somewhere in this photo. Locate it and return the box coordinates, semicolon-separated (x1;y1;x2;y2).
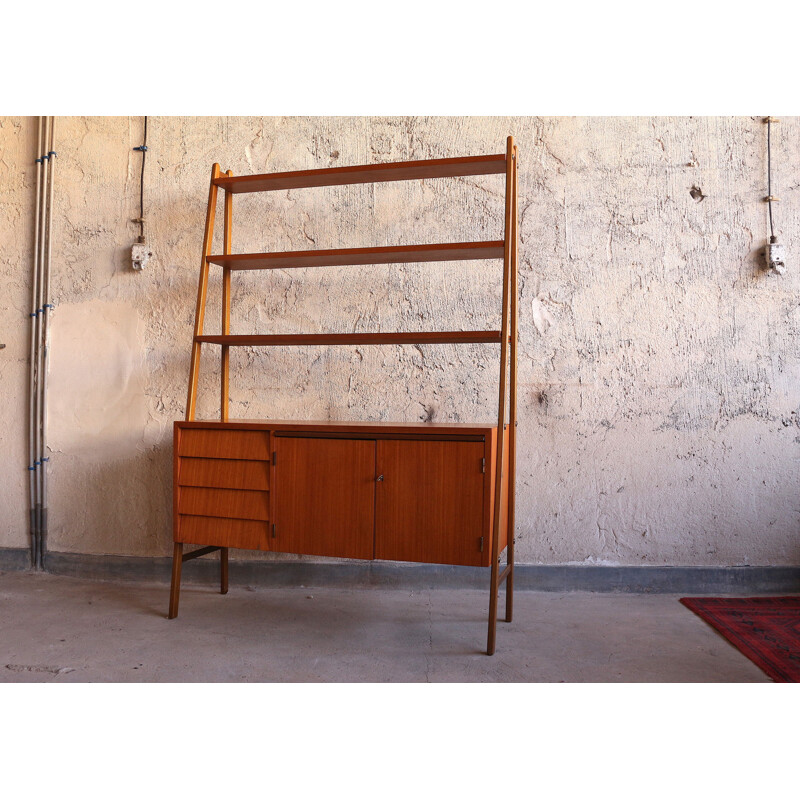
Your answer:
185;163;221;422
505;145;519;624
487;136;515;655
220;546;229;594
220;171;233;593
168;542;183;619
177;164;220;616
221;170;233;422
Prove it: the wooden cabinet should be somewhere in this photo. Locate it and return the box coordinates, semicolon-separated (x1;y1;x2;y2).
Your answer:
173;421;508;569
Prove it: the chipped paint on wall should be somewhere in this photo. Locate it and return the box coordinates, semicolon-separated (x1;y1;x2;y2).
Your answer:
0;116;798;566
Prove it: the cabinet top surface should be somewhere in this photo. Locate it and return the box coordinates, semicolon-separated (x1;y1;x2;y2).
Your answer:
175;419;500;435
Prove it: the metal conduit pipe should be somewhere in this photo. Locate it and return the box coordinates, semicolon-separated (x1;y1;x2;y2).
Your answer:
28;116;44;568
34;116;50;569
39;117;56;569
27;115;55;570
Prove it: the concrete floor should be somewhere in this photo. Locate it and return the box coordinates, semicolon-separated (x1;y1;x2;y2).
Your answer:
0;571;769;682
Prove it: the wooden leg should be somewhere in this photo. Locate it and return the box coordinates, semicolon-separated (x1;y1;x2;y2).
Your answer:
505;533;515;623
220;547;228;594
505;562;514;623
487;558;499;655
168;542;183;619
487;136;515;656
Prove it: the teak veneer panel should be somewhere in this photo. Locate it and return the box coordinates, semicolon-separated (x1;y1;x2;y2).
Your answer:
178;457;269;491
273;437;375;560
180;515;270;550
206;241;504;270
178;486;270;522
375;439;487;567
487;426;510;558
178;428;270;460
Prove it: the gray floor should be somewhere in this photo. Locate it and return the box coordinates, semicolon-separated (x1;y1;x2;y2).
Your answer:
0;571;770;682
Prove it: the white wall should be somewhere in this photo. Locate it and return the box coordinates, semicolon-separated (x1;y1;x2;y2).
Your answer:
1;116;798;565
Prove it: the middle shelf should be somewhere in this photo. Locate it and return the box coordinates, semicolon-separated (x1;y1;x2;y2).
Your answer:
195;331;504;346
206;241;505;270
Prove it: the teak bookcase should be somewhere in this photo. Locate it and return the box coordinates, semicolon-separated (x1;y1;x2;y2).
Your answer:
169;137;519;655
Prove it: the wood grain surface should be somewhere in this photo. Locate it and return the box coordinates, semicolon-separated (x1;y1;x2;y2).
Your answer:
375;439;486;567
177;428;270;460
178;457;269;490
178;486;270;521
207;241;504;270
179;515;271;550
273;437;375;559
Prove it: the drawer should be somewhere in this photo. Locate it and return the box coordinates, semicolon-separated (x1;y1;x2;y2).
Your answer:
178;487;269;521
177;428;270;461
178;515;270;550
178;458;269;490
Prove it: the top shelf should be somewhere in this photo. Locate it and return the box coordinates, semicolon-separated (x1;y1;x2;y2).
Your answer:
214;153;507;194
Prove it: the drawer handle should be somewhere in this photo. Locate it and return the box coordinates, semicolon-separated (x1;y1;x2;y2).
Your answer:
376;474;384;482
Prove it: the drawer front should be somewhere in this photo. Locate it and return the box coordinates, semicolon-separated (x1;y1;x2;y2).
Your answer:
178;486;269;521
178;457;269;491
179;515;270;550
178;428;270;461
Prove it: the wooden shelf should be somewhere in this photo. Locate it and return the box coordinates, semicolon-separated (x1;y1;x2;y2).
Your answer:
207;241;504;270
213;153;506;194
195;331;502;347
176;139;519;654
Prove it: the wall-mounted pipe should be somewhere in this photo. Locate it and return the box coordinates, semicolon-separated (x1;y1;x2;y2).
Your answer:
28;117;44;568
34;116;48;568
39;117;56;569
28;115;55;570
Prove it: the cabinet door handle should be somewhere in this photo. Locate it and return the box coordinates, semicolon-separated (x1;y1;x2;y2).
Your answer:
376;474;384;482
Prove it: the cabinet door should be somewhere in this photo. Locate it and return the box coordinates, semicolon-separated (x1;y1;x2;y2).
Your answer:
375;439;486;567
274;437;376;560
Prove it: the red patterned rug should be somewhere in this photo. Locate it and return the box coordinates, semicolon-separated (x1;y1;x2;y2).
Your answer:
681;597;800;682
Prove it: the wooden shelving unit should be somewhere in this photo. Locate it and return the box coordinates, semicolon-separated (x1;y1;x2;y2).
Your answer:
169;137;519;655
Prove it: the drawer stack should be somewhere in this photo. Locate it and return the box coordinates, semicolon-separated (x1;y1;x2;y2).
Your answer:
175;429;272;550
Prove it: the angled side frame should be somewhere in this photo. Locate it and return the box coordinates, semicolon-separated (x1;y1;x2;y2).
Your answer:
487;136;517;655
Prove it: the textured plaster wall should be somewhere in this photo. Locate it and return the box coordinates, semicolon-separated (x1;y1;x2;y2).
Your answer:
1;116;798;566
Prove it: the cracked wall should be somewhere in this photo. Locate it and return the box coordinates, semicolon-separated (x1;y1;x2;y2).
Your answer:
1;116;798;566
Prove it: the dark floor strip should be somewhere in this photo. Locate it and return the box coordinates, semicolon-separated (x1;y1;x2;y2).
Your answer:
2;548;798;593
